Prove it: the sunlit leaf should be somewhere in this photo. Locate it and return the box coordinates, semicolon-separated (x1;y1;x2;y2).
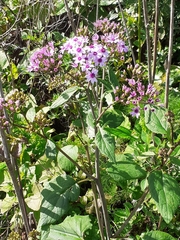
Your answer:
145;105;168;134
142;230;176;240
45;140;57;161
37;175;80;229
47;215;92;240
105;126;137;140
57;145;78;172
107;154;146;181
95;126;115;162
11;62;19;80
26;107;36;122
51;86;79;109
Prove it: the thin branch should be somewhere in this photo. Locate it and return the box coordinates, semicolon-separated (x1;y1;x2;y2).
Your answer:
0;80;31;235
138;0;142;62
164;0;175;108
117;0;136;66
152;0;159;82
96;0;100;24
113;187;149;238
142;0;152;83
64;0;76;35
0;0;23;40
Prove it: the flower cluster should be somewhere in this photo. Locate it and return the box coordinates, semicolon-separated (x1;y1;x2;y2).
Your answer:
60;36;109;83
28;42;62;73
28;18;128;84
114;78;160;118
92;18;128;58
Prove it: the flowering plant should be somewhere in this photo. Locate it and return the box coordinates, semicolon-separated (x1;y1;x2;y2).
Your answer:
1;17;180;240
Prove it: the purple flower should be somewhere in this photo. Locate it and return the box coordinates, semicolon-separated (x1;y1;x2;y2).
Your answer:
128;79;136;86
92;34;99;42
117;40;128;53
130;106;140;118
28;42;59;73
86;68;98;83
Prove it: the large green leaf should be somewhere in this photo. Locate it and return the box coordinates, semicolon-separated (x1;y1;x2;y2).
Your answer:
37;175;80;229
105;126;137;140
57;145;78;172
107;154;146;181
142;230;176;240
95;126;115;162
100;109;124;128
144;105;168;134
51;86;79;109
148;171;180;223
47;215;92;240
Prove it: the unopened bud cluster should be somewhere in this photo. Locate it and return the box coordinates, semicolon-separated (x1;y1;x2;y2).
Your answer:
5;90;27;112
34;110;51;128
0;90;26;129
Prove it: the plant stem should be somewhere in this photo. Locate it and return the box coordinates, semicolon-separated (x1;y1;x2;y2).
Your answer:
94;145;111;240
96;0;100;24
118;0;136;65
113;187;149;238
64;0;76;34
138;0;142;62
91;181;105;240
152;0;159;82
165;0;175;108
0;80;31;236
142;0;152;83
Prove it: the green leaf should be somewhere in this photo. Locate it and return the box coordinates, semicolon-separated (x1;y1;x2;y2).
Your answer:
45;140;57;161
26;107;36;122
100;0;118;6
57;145;78;172
142;230;176;240
11;62;19;80
47;215;92;240
169;156;180;167
0;163;6;184
86;110;95;138
51;86;79;109
100;109;124;128
108;67;119;88
0;50;9;69
37;175;80;229
105;126;137;140
107;154;146;181
95;126;115;162
148;171;180;223
144;105;168;134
